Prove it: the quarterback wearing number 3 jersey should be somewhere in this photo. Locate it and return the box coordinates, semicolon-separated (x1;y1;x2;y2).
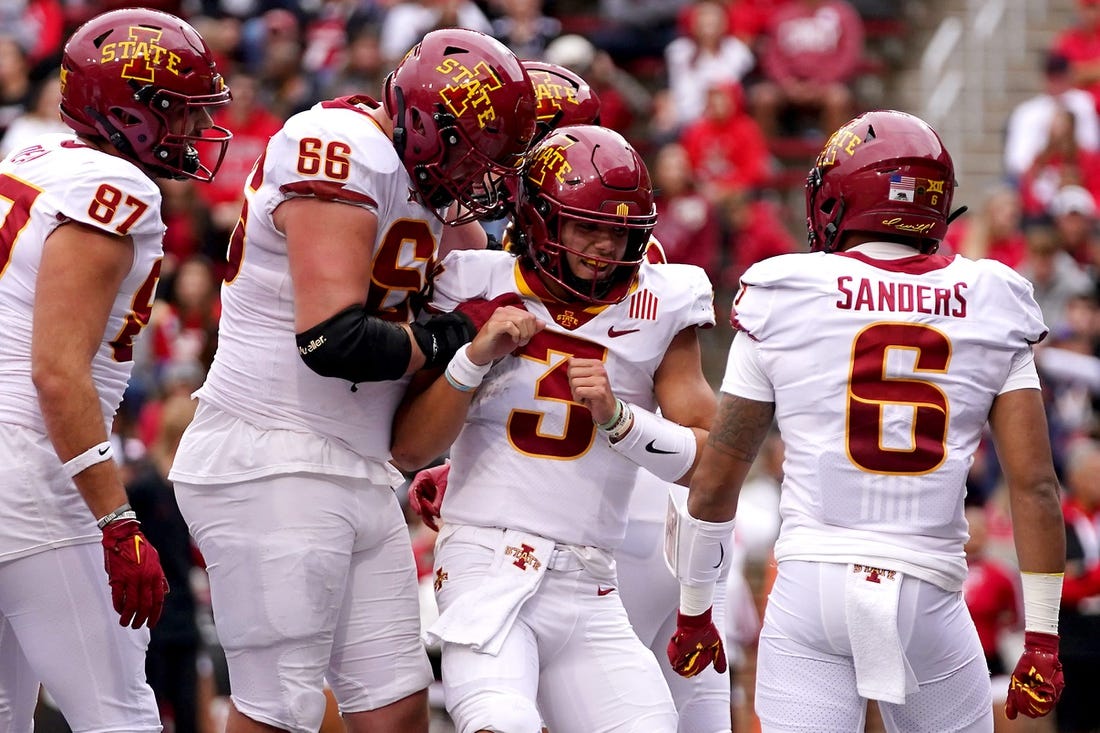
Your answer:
391;125;717;733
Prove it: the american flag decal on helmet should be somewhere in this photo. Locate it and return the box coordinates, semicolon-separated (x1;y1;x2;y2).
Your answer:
629;289;659;320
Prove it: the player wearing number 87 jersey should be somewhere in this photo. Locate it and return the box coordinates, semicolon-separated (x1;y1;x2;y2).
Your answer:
667;110;1067;732
0;8;230;731
169;27;536;733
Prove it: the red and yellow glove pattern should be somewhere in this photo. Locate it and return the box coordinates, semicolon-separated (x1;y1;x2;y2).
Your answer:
101;518;169;629
1005;631;1064;719
667;608;727;678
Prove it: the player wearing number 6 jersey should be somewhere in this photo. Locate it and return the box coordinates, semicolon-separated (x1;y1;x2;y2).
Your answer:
390;124;716;733
169;28;536;733
0;8;231;731
666;110;1067;732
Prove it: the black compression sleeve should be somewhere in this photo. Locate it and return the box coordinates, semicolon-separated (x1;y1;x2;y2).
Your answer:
295;304;411;383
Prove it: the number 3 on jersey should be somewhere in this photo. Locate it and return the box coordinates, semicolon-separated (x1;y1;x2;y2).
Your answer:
508;331;608;459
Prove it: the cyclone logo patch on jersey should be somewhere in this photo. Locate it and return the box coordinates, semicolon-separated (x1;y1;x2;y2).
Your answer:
437;58;503;129
101;25;183;84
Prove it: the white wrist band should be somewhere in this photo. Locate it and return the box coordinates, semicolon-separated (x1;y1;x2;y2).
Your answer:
1021;571;1063;635
62;441;114;479
680;582;717;617
445;343;492;392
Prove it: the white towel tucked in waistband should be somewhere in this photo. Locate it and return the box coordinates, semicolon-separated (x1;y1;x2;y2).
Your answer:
844;563;918;704
425;527;554;656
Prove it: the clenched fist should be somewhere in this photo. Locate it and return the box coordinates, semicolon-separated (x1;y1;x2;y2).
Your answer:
1005;631;1063;719
667;608;727;678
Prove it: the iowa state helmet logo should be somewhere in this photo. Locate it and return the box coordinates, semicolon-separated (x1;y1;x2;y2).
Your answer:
100;25;184;83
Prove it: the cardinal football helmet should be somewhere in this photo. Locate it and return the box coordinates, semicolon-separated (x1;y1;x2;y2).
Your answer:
514;125;656;304
60;8;231;181
806;109;957;253
524;60;601;142
384;28;537;225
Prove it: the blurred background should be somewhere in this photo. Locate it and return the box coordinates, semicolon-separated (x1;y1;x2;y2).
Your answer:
8;1;1100;731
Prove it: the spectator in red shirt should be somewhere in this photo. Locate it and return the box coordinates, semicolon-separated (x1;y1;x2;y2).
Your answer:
1053;0;1100;114
940;184;1028;269
195;70;283;263
720;190;798;288
679;82;770;202
651;141;723;282
1018;106;1100;220
962;503;1021;677
749;0;864;139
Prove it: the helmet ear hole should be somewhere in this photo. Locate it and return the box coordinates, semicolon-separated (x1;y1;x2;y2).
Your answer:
820;197;837;215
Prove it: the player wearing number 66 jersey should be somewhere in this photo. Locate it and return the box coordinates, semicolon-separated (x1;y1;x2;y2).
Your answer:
390;124;716;733
169;28;536;733
666;110;1067;733
0;8;231;731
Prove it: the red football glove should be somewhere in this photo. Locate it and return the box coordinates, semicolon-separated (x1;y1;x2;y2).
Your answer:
667;608;727;678
454;293;527;330
101;518;169;629
1005;631;1064;720
408;462;449;532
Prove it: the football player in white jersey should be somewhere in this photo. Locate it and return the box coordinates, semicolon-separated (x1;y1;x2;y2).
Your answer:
168;28;537;733
664;110;1067;732
408;63;735;733
0;8;231;732
390;124;717;733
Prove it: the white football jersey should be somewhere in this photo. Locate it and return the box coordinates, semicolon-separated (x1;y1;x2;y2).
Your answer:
181;98;445;481
433;250;715;549
723;243;1047;590
0;133;165;434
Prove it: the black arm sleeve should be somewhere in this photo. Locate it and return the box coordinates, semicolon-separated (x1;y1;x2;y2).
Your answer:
296;304;411;383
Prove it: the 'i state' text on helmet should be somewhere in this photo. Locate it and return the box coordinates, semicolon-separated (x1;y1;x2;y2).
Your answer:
60;8;232;181
514;124;657;304
384;28;538;225
806;109;958;254
523;60;601;143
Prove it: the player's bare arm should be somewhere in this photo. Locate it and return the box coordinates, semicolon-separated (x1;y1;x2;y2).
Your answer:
391;305;542;471
278;196;377;331
438;218;488;256
653;326;718;484
686;393;775;522
989;388;1066;575
33;222;134;519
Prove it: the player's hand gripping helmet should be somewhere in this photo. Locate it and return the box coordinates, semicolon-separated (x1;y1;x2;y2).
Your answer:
806;109;961;254
524;60;601;143
59;8;232;182
384;28;537;225
514;124;657;304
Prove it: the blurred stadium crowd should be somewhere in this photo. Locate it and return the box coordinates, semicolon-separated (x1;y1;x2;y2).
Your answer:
7;0;1100;731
